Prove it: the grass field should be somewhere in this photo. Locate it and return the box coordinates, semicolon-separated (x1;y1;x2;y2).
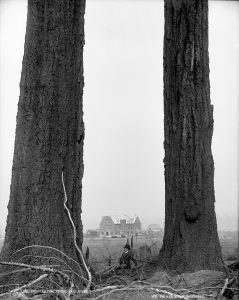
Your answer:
82;235;162;271
0;233;237;267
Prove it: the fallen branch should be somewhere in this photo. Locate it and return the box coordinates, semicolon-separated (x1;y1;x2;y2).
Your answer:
0;273;48;298
94;286;142;300
0;267;31;277
95;264;116;275
92;284;181;300
0;261;70;284
0;284;20;289
62;171;92;292
61;280;217;299
62;269;96;287
11;244;82;273
219;278;229;297
17;254;83;282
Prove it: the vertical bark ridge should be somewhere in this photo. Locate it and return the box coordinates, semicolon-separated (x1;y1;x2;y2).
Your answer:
160;0;222;272
0;0;86;275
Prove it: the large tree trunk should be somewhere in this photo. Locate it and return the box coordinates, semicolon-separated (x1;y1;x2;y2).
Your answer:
0;0;85;278
160;0;223;272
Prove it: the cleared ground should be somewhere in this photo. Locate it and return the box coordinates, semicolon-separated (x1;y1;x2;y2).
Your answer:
0;233;238;262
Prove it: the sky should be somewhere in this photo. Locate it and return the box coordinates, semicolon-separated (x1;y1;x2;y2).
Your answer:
0;0;238;235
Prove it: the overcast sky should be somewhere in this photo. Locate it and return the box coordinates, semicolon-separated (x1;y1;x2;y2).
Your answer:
0;0;238;234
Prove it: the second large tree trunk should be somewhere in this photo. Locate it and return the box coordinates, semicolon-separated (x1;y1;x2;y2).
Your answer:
0;0;86;280
160;0;223;272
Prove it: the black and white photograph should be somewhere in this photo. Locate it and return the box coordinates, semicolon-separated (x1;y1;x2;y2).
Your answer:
0;0;238;299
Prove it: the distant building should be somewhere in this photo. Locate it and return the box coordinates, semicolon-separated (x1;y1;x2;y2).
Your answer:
99;215;141;236
147;224;161;232
85;230;98;237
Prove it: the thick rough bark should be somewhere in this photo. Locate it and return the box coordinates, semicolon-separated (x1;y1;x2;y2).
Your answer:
159;0;223;272
0;0;85;275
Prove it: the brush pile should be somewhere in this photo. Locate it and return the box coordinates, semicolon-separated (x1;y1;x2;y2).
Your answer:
0;258;238;300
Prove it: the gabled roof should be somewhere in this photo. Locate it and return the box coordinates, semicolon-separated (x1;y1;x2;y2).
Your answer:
108;215;139;224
